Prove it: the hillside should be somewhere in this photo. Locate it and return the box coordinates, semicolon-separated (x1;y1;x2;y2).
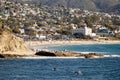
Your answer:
108;4;120;14
17;0;120;13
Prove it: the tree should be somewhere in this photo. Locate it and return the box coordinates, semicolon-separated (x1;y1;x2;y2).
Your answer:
62;30;71;35
0;21;3;34
0;21;2;28
12;27;20;34
72;17;80;25
91;15;100;23
100;20;113;29
85;16;93;28
26;29;36;36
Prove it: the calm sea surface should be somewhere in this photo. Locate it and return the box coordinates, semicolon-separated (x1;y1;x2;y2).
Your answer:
0;44;120;80
46;44;120;55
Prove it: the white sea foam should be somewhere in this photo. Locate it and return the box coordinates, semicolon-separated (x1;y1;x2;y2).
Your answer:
103;55;120;58
22;56;85;59
21;54;120;59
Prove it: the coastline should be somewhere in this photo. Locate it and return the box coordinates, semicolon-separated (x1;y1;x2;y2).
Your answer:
25;40;120;47
0;40;120;58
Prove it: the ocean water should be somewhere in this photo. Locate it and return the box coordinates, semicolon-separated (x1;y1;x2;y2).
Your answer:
46;44;120;55
0;44;120;80
0;58;120;80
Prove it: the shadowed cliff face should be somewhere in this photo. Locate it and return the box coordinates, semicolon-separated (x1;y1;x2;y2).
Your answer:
36;51;56;56
0;31;30;52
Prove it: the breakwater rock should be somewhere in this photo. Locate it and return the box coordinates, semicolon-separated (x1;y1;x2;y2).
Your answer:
35;50;103;58
0;54;29;58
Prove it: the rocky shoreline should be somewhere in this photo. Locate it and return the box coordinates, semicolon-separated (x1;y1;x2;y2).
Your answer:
0;50;103;59
0;51;35;58
0;30;103;59
0;54;29;58
35;50;103;58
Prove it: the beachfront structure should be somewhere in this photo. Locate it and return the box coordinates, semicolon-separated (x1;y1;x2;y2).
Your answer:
96;27;110;37
36;34;46;40
72;26;92;36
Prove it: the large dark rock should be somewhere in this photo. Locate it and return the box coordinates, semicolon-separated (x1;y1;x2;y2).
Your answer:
0;54;5;58
35;51;56;56
35;51;103;58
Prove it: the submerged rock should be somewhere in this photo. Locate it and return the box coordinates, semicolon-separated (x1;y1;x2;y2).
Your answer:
52;67;57;71
75;71;82;75
84;53;103;58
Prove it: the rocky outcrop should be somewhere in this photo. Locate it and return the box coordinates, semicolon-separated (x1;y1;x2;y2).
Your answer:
0;31;27;52
0;54;27;58
35;50;103;58
0;31;34;57
36;51;56;56
0;54;4;58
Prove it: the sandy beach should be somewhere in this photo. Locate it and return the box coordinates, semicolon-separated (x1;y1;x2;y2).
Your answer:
25;40;120;47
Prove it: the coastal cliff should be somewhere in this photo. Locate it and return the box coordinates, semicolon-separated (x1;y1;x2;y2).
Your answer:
0;30;34;58
0;30;103;58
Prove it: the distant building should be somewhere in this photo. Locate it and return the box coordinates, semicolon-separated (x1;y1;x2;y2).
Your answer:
96;27;110;37
52;33;62;40
72;26;92;36
19;29;25;34
36;34;46;40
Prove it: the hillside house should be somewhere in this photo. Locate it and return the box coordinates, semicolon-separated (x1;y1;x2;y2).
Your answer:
96;27;110;37
72;26;92;36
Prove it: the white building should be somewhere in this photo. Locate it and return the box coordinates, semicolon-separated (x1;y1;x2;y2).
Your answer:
36;34;46;40
19;29;25;34
72;27;92;36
